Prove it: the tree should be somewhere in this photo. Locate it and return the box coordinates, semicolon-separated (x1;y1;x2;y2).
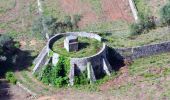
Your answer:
160;3;170;25
0;35;19;77
72;15;81;29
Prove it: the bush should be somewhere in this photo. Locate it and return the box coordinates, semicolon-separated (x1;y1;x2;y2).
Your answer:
37;56;70;87
5;72;17;84
160;3;170;25
32;17;44;38
130;23;143;35
72;14;81;29
32;15;77;38
130;17;155;36
0;35;19;77
0;35;12;47
74;70;89;85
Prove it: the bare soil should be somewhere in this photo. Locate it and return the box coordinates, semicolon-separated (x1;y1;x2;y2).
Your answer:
59;0;134;28
0;79;32;100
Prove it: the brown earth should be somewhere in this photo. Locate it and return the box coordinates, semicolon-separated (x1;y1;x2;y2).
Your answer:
59;0;134;28
101;0;134;22
59;0;98;28
0;79;32;100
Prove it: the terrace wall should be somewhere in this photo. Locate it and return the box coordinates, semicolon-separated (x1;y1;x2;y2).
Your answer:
115;41;170;60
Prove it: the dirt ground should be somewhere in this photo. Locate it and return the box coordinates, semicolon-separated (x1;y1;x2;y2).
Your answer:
0;79;32;100
59;0;134;28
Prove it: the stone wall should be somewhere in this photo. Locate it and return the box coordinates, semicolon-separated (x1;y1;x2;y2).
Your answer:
67;32;102;41
115;41;170;60
33;46;49;73
47;32;108;66
47;32;111;81
128;0;139;22
70;44;107;76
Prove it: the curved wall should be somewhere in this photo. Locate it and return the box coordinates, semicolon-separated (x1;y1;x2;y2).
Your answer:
47;32;107;76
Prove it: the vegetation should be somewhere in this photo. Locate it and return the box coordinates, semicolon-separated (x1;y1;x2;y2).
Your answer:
35;56;70;88
74;69;89;85
32;15;81;39
134;0;150;19
0;0;16;14
160;2;170;25
5;72;17;84
81;0;102;15
0;35;20;77
52;37;102;58
130;17;155;36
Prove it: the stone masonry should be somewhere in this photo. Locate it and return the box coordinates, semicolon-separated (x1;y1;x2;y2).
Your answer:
64;35;78;52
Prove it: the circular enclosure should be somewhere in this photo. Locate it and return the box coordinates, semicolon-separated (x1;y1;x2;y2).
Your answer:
47;32;107;72
47;32;104;58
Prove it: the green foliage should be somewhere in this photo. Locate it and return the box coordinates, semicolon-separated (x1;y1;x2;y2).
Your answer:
0;35;19;77
32;16;44;38
0;34;12;47
37;56;70;87
32;15;81;39
160;3;170;25
52;37;102;58
130;17;155;36
74;70;89;85
72;14;81;29
63;16;73;31
5;72;17;84
134;0;150;19
132;0;156;36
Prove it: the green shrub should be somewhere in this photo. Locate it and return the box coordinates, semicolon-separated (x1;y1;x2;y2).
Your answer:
72;14;81;29
54;77;68;88
130;23;143;35
0;35;12;47
32;15;77;38
130;17;155;36
5;72;17;84
74;70;89;85
160;3;170;25
37;56;70;87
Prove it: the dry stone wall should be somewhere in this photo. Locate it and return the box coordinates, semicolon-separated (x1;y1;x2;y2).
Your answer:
115;41;170;60
128;0;139;21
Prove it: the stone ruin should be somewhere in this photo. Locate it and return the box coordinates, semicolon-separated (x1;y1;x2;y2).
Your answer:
64;35;78;52
33;32;112;86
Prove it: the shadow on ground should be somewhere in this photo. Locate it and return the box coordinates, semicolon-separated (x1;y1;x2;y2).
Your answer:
0;80;11;100
106;47;125;71
0;49;36;77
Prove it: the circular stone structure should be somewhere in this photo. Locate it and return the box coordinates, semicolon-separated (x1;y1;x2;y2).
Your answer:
47;32;112;85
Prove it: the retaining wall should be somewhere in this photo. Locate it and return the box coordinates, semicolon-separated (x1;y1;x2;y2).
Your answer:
128;0;139;22
115;41;170;59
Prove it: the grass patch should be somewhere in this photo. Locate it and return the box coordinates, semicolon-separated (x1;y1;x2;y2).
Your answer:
129;52;170;77
0;0;16;14
103;26;170;48
52;37;102;58
81;0;102;15
72;72;117;92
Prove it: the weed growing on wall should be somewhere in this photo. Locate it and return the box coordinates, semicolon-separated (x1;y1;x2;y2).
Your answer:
74;69;89;85
35;56;70;87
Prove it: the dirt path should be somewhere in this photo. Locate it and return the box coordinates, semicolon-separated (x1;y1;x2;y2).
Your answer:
37;89;115;100
0;79;32;100
99;66;130;91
